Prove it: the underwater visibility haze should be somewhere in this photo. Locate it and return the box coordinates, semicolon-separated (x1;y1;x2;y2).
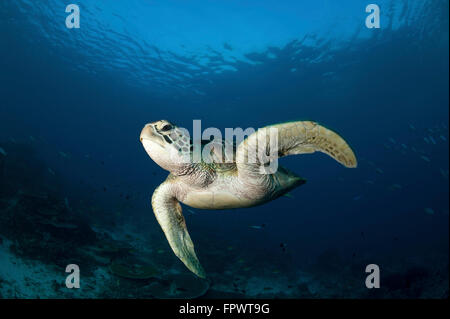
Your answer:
0;0;448;299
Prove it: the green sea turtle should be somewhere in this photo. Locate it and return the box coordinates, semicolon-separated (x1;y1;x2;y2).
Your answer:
140;120;357;278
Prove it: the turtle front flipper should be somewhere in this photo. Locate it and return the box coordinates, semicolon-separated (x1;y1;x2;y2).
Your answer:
151;182;206;278
236;121;357;179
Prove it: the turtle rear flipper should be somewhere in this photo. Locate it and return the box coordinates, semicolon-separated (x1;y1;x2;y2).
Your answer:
236;121;357;179
152;182;206;278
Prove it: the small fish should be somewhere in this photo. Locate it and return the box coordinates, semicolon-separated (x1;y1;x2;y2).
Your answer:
409;124;416;130
156;249;165;254
439;168;449;179
283;192;294;198
424;208;435;215
0;147;6;156
429;136;436;145
250;224;266;230
365;180;375;185
64;197;71;210
353;195;362;201
411;147;417;153
58;151;69;158
388;138;396;144
47;168;55;175
29;135;36;142
420;155;431;162
223;42;233;51
187;209;197;215
440;135;447;141
401;144;408;149
424;137;430;144
376;168;384;174
389;184;402;191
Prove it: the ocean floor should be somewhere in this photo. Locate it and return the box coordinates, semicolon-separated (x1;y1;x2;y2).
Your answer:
0;142;448;299
1;219;447;299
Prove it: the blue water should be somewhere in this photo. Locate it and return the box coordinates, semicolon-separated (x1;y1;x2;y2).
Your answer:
0;0;448;298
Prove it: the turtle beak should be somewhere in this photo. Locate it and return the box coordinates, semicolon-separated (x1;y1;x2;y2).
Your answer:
140;124;166;148
140;124;154;142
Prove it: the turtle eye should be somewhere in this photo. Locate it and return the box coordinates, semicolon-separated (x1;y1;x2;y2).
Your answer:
160;124;172;132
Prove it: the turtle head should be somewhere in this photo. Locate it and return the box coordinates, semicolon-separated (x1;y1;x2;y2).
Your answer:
140;120;191;173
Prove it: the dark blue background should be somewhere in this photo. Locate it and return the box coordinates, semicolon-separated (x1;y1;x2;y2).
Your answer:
0;0;448;296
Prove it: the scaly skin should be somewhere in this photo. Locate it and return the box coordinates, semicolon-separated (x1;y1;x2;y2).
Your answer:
140;120;357;278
